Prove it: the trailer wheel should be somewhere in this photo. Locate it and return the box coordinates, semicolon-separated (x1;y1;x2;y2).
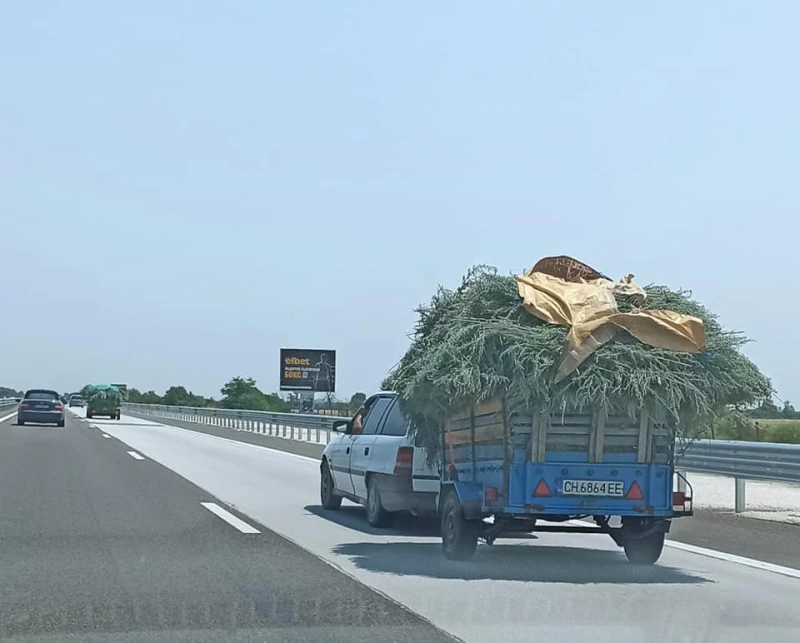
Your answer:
623;530;665;565
441;490;479;560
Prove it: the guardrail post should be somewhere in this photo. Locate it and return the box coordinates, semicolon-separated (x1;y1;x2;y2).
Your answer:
734;478;746;513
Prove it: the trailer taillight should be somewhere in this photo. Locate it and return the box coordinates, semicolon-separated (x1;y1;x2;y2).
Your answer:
393;447;413;475
484;486;498;503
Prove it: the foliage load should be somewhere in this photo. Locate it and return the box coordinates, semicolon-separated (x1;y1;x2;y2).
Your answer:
83;384;123;403
383;265;773;457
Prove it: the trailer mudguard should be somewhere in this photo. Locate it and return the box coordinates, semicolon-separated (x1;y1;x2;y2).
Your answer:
442;481;484;520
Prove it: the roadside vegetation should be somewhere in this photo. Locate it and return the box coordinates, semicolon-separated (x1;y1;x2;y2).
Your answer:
120;377;365;416
702;400;800;444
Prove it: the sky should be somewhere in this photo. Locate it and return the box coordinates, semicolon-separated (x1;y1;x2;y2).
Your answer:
1;2;799;403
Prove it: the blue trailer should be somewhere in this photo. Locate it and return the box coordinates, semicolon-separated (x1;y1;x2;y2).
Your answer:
438;397;693;563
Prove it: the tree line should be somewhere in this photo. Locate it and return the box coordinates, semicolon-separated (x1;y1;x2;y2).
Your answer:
749;399;800;420
122;377;367;415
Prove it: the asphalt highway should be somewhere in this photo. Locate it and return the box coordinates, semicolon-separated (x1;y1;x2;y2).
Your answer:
123;409;800;571
81;409;800;643
0;410;455;642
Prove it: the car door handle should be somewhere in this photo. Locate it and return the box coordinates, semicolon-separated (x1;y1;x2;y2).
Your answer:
364;447;370;456
346;447;350;454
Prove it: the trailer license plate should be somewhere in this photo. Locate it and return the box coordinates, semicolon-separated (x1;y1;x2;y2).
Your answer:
561;480;625;497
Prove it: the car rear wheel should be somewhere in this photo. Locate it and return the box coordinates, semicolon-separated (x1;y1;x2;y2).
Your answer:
17;419;25;426
57;420;65;427
366;476;395;528
320;460;342;510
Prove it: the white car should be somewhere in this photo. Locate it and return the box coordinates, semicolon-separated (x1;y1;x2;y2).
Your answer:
319;392;439;526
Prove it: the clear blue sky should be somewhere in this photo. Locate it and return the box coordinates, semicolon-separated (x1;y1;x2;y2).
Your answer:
2;2;798;403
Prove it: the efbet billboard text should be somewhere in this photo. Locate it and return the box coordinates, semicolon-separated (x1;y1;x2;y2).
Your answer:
279;349;336;393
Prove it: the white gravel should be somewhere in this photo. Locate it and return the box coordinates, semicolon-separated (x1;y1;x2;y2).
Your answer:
685;472;800;524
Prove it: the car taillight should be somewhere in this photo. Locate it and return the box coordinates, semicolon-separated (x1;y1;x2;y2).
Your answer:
54;403;63;411
21;403;29;409
393;446;414;475
673;491;692;512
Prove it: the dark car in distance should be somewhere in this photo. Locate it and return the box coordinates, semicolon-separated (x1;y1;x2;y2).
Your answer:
68;395;84;408
18;389;65;427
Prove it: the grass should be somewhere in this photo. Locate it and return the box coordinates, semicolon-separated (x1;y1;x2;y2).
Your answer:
709;417;800;444
754;419;800;445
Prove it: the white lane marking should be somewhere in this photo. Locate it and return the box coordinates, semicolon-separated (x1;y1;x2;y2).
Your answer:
665;540;800;580
201;502;261;534
0;411;17;423
102;434;111;439
127;451;145;460
564;518;800;580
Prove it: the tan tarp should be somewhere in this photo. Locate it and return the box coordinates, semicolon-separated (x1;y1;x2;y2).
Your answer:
515;265;706;382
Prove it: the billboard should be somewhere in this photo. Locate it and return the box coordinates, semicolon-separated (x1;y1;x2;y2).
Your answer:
280;349;336;392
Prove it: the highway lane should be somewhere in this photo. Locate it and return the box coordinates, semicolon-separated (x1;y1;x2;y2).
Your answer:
124;409;800;571
0;411;456;642
94;410;800;643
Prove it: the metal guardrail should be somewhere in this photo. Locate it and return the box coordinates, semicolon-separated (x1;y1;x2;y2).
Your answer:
0;398;18;411
676;439;800;483
124;403;346;445
124;403;800;512
675;439;800;512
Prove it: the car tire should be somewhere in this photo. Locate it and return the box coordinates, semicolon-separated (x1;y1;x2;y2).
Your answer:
320;460;342;510
366;476;395;528
17;419;25;426
57;420;65;427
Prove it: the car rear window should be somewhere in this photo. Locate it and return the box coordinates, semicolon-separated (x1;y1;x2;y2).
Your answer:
25;391;59;401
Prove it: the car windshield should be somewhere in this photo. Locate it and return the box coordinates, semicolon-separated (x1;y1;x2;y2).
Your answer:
25;392;58;401
4;5;800;643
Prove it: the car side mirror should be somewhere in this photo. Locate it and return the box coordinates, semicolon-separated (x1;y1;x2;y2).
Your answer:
332;419;350;434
